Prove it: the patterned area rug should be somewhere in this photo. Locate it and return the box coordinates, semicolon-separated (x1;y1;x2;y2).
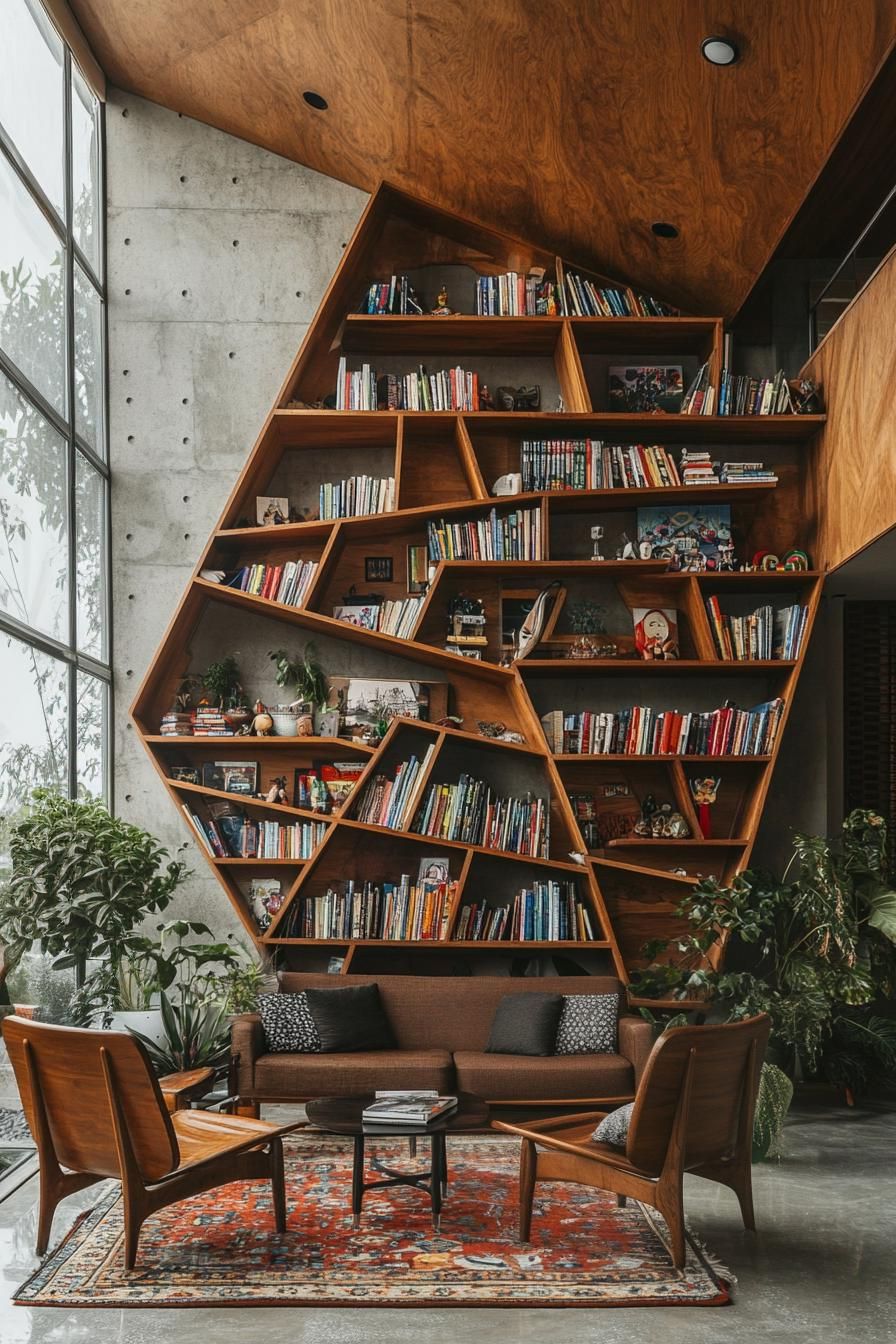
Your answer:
15;1135;731;1307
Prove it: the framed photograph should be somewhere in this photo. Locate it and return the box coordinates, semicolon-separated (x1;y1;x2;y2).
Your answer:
201;761;258;794
365;555;393;583
255;495;289;526
170;765;201;785
317;708;341;737
608;364;684;413
406;544;429;594
417;856;451;889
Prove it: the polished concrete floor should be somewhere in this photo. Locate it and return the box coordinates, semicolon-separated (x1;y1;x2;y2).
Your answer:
0;1102;892;1343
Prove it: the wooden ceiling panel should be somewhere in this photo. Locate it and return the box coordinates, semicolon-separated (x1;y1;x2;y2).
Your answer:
71;0;896;315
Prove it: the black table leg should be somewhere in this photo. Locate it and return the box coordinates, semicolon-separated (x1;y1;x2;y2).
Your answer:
440;1134;449;1199
352;1135;365;1229
430;1134;444;1230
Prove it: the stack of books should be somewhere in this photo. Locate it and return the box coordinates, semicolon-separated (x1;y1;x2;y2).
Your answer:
558;271;677;317
362;1092;458;1126
287;875;456;941
224;560;318;607
355;747;436;829
362;276;422;314
319;475;395;519
540;699;785;757
377;366;481;412
159;709;194;736
475;271;557;315
521;439;681;491
679;450;719;485
426;507;542;561
718;370;793;415
719;461;778;484
706;598;807;661
680;363;715;415
414;776;549;858
193;706;232;737
457;880;594;942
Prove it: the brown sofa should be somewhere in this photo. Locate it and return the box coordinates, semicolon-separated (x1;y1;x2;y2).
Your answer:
232;973;654;1118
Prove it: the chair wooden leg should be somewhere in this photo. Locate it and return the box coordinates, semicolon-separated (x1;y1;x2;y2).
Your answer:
656;1190;686;1270
519;1139;536;1242
122;1188;146;1272
733;1160;756;1231
35;1169;62;1256
617;1193;627;1208
270;1137;286;1233
235;1101;260;1119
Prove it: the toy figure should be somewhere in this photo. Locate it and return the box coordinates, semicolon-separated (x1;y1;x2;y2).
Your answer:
252;700;274;736
690;776;721;838
265;776;289;805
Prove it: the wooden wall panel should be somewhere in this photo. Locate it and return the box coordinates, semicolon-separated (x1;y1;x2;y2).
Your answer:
802;244;896;572
71;0;896;317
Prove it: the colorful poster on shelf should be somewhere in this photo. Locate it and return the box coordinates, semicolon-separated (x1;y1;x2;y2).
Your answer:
608;364;683;413
632;608;679;660
636;504;732;571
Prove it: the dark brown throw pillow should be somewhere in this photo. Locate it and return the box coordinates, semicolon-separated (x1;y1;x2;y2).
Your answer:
304;983;396;1052
485;992;564;1056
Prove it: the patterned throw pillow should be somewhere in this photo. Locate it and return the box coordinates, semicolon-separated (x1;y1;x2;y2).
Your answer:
593;1101;634;1147
553;993;618;1055
258;992;321;1053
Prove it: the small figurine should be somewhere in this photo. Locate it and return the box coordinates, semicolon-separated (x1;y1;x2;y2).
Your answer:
430;287;455;316
568;851;587;866
265;776;290;805
252;700;274;736
788;377;823;415
590;525;605;562
619;531;639;561
437;715;465;729
691;776;720;838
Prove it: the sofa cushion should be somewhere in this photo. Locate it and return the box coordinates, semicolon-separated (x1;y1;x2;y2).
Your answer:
554;993;618;1055
593;1101;635;1147
304;984;396;1053
255;1049;453;1098
486;992;564;1056
453;1050;634;1101
258;992;321;1053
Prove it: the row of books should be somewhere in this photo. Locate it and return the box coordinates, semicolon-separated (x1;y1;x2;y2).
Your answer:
182;804;327;860
540;699;785;757
160;710;197;736
456;882;596;942
680;451;778;486
474;272;557;316
335;358;377;410
355;747;436;830
362;275;423;315
334;596;423;639
285;877;456;941
719;370;793;416
680;362;716;415
558;270;676;318
520;438;682;491
706;598;807;661
414;776;549;858
223;559;318;607
319;475;396;519
377;366;481;412
426;506;543;562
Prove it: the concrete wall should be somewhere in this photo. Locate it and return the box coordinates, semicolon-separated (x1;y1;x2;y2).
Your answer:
107;90;367;937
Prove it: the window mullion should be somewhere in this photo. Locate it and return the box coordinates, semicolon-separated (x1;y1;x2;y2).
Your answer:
63;45;77;799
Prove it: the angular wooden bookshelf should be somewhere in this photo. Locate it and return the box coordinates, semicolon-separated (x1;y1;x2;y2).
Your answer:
133;182;825;992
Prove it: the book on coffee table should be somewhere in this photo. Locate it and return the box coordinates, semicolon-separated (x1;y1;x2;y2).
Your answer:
362;1094;458;1125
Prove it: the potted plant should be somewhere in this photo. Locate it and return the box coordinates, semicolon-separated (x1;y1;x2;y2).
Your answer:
202;655;250;731
268;644;328;735
0;790;189;1026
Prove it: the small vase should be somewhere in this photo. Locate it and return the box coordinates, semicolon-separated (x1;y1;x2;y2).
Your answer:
270;708;299;736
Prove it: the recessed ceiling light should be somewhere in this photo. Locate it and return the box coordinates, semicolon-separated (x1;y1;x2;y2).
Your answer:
302;91;328;110
701;36;739;65
651;221;679;239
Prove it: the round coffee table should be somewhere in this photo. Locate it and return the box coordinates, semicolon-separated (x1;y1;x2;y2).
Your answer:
305;1092;489;1230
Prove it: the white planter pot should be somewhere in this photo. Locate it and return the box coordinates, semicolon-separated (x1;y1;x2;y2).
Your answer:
108;1009;166;1046
270;710;299;736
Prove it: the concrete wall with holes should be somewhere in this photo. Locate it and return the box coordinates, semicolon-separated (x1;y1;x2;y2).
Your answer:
107;90;368;938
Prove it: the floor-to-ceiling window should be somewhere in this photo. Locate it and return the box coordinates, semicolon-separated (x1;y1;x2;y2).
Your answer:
0;0;109;827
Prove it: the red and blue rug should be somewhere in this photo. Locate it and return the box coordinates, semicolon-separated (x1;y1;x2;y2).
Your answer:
15;1135;731;1307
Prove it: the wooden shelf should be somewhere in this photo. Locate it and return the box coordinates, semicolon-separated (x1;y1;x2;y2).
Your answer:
133;183;824;990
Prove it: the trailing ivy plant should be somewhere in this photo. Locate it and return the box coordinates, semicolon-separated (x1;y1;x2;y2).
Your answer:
634;809;896;1076
0;789;189;1024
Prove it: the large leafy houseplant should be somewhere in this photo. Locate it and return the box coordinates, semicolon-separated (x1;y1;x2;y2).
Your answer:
635;809;896;1078
0;790;189;1025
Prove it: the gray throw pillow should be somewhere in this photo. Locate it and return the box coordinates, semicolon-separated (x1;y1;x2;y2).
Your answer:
486;992;564;1056
258;992;321;1053
554;992;618;1055
593;1101;634;1147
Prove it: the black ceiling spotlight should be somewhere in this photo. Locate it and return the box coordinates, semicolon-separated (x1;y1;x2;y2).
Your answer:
302;91;328;110
701;35;740;66
651;222;679;239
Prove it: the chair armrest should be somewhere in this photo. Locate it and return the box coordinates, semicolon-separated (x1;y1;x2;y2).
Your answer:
618;1016;655;1087
231;1012;263;1099
159;1067;216;1112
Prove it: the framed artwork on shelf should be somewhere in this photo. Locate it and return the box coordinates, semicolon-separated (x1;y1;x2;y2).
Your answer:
169;766;201;785
201;761;259;794
255;495;289;526
365;555;393;583
417;856;451;888
608;364;683;413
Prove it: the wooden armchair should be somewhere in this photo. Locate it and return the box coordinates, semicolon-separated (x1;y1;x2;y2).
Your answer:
494;1013;770;1268
2;1015;304;1270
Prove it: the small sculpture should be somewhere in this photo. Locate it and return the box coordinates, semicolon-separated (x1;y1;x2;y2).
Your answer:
590;525;605;561
265;776;290;805
252;700;274;736
430;287;455;315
